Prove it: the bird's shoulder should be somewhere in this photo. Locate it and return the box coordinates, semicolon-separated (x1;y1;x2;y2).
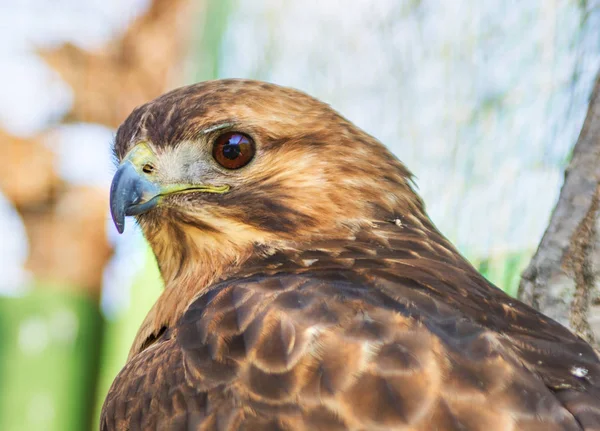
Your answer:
102;221;600;430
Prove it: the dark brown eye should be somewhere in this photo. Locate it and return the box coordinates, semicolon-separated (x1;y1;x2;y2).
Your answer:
212;132;255;169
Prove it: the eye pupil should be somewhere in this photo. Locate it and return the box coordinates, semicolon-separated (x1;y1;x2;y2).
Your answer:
213;132;255;169
223;144;241;160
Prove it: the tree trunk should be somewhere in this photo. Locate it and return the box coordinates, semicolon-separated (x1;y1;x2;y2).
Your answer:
519;72;600;348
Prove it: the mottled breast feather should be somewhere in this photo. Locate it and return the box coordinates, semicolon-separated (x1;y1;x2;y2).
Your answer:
101;220;600;431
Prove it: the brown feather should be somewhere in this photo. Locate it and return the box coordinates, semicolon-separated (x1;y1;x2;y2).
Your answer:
102;79;600;430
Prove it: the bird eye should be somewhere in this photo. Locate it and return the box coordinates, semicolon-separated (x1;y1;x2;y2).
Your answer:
212;132;255;169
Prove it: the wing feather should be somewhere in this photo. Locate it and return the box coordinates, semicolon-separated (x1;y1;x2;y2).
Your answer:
102;221;600;430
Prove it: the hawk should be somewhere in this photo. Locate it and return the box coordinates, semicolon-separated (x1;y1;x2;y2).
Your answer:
102;79;600;430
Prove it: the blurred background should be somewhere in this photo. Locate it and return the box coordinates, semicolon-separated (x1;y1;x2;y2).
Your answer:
1;0;600;429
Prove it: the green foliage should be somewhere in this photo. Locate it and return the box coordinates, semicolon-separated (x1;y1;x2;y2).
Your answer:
0;289;102;431
92;247;163;429
187;0;233;83
473;250;533;297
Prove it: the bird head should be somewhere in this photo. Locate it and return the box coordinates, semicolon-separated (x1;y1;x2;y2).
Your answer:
110;79;425;286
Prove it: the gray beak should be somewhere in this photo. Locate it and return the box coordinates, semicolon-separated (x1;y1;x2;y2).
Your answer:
109;161;161;234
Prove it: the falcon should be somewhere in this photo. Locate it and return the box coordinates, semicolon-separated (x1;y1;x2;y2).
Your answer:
102;79;600;430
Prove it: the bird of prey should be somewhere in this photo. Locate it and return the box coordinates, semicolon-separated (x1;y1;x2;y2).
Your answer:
102;79;600;431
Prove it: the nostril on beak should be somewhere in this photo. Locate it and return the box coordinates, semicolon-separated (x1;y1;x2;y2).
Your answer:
142;163;155;174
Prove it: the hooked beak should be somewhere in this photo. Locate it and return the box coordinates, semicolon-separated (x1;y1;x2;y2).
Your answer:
109;142;230;234
110;160;161;234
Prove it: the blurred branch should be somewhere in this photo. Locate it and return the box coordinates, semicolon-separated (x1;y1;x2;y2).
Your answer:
0;130;60;207
0;130;112;299
21;186;112;301
519;71;600;347
1;0;199;301
38;0;195;128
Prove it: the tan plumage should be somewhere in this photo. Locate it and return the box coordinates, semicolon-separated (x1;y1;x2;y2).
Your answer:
102;79;600;430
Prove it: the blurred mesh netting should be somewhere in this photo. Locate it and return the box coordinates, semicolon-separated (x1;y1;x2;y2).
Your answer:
195;0;600;295
1;1;600;430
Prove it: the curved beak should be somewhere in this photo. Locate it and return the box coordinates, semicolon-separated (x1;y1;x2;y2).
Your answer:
110;161;161;234
109;142;231;234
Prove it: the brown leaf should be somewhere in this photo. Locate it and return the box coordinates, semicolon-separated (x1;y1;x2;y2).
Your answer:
0;129;60;208
38;0;194;128
22;186;113;300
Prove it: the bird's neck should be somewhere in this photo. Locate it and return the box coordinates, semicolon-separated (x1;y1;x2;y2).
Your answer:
130;222;262;358
131;209;463;359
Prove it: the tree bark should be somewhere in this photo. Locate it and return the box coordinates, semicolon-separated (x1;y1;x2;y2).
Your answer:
519;72;600;348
